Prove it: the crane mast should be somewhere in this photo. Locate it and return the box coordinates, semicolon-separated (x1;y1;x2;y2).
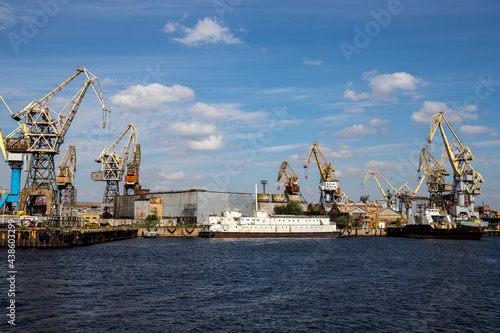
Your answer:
92;124;138;206
124;144;141;195
8;67;110;215
56;145;77;217
277;161;300;195
427;110;483;219
303;142;345;203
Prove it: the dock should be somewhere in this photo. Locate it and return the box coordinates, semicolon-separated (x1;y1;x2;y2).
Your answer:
0;227;138;248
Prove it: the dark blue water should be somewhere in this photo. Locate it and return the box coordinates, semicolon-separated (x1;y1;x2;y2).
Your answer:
1;236;499;332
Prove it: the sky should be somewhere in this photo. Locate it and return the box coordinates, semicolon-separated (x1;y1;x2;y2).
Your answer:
0;0;499;207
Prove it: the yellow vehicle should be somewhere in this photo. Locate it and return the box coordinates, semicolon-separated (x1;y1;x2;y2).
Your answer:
85;221;101;227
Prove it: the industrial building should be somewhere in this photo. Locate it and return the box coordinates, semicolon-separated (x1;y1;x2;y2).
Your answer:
114;189;253;224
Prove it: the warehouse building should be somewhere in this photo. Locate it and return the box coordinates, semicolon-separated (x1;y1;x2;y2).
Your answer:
114;189;253;224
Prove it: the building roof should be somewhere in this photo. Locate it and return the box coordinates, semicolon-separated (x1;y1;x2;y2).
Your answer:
333;202;384;214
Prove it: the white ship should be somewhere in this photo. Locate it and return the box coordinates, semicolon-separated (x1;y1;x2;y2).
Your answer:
199;210;339;238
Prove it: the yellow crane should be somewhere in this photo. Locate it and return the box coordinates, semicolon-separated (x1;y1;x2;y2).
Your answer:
427;110;483;219
277;161;300;195
92;124;138;204
56;145;77;217
303;142;346;203
124;143;141;195
361;168;397;206
9;67;110;215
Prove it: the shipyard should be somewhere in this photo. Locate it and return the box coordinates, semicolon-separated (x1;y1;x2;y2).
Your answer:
0;69;499;244
1;1;500;332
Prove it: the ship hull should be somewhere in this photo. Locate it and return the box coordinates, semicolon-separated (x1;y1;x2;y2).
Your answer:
386;225;482;240
198;231;341;238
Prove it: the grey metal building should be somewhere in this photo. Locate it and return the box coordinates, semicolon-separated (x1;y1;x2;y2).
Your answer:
114;189;253;223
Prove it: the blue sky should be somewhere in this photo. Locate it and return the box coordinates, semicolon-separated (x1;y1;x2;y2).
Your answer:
1;0;499;206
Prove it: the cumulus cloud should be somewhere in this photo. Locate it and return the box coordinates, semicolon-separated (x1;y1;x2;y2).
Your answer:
110;83;194;110
344;89;370;101
460;125;499;137
363;70;424;101
166;121;216;137
188;135;224;151
331;118;389;138
186;102;227;119
168;17;242;46
411;101;478;124
0;3;16;30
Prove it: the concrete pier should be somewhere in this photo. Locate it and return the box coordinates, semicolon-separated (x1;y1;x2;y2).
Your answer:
0;227;138;248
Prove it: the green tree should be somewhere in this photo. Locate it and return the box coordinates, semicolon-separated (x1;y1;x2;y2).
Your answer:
336;217;347;229
145;214;157;226
273;201;303;215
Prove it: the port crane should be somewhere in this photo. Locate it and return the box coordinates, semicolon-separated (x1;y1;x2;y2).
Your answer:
124;142;141;195
277;161;300;195
304;142;346;203
92;124;138;204
0;94;28;211
427;110;483;219
8;67;110;215
361;168;397;207
56;145;77;217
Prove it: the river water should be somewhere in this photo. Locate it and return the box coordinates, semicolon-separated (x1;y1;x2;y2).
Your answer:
1;236;499;332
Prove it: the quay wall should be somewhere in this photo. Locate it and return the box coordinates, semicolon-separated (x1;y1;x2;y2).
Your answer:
0;228;138;248
138;227;202;237
339;228;387;237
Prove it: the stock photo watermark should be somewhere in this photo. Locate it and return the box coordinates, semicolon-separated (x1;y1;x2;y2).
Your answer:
340;0;410;64
6;0;71;54
6;218;17;326
213;0;243;20
205;109;289;190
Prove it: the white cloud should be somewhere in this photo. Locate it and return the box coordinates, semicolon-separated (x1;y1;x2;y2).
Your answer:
159;171;185;180
100;77;116;86
363;71;424;101
110;83;194;110
188;135;224;151
166;121;216;137
411;101;478;124
460;125;499;137
170;17;242;46
331;118;389;138
0;3;16;30
186;102;227;119
303;58;322;66
344;89;370;101
163;22;178;33
344;107;365;113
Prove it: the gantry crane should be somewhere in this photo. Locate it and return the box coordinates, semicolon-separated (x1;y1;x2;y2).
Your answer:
277;161;300;195
427;110;483;219
56;145;77;217
0;94;28;211
92;124;138;204
361;168;397;207
304;142;346;203
8;67;110;215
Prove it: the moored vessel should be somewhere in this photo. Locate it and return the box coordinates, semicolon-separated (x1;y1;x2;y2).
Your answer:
199;210;340;238
386;207;483;240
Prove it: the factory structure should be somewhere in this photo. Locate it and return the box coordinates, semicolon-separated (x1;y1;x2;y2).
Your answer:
0;67;498;229
114;189;253;224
